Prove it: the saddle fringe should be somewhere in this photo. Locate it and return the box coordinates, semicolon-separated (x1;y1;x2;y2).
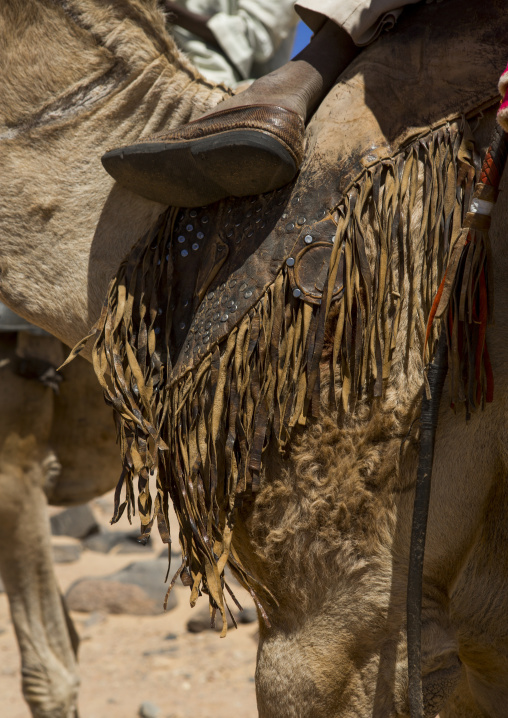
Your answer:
67;119;480;631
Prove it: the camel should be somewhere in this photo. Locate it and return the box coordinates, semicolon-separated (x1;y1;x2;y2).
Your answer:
0;325;119;718
1;0;508;717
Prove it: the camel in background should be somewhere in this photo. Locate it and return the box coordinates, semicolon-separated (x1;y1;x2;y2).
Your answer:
0;322;119;717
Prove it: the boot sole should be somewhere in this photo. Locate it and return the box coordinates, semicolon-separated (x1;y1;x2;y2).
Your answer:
101;129;299;207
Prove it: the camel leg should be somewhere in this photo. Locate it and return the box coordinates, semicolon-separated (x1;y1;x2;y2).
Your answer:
0;332;80;718
0;440;80;718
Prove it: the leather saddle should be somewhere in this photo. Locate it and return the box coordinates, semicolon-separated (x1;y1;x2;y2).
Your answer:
163;0;504;386
90;0;507;622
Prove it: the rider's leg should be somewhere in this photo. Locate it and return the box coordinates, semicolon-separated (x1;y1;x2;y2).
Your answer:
182;20;357;127
101;19;357;207
101;1;423;207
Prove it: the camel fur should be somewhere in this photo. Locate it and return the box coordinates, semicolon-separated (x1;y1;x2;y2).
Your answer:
0;331;119;718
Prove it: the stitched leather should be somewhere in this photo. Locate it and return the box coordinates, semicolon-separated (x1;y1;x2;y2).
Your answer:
87;0;508;631
141;104;305;166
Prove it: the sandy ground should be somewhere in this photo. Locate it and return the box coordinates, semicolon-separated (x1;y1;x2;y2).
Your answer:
0;494;258;718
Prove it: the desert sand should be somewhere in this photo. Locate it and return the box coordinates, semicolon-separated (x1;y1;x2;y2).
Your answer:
0;493;258;718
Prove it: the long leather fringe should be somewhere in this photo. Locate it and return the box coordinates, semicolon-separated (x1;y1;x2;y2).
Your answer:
69;120;478;630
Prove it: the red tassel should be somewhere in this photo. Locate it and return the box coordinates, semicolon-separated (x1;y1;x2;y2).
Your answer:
426;125;508;412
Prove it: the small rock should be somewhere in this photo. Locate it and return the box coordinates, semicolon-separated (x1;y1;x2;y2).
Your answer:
83;529;151;555
186;606;236;633
138;700;160;718
81;531;120;554
65;560;177;615
238;606;258;624
110;560;177;608
51;536;82;563
51;504;99;540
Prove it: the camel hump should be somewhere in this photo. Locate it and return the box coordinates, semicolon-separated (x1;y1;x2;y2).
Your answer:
304;0;507;204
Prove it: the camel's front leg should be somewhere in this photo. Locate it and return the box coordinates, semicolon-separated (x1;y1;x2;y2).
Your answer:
0;331;80;718
0;437;80;718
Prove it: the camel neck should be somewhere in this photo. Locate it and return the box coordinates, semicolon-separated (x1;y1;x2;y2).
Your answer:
0;0;227;349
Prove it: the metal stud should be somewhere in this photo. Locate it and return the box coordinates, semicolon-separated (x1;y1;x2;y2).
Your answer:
154;327;161;335
304;235;313;244
285;222;295;232
179;322;186;330
239;282;248;291
220;314;229;322
297;216;306;226
178;236;186;243
244;290;253;298
293;288;302;298
186;224;193;232
197;232;204;240
158;308;163;315
286;257;295;267
207;291;214;300
229;279;237;288
181;249;188;257
192;243;199;251
190;210;197;218
247;229;254;237
202;216;209;224
226;228;234;238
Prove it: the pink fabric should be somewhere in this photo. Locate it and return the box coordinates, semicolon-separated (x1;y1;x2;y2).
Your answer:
498;63;508;132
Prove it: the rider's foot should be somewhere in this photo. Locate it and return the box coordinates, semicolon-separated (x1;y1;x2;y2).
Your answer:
101;20;358;207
